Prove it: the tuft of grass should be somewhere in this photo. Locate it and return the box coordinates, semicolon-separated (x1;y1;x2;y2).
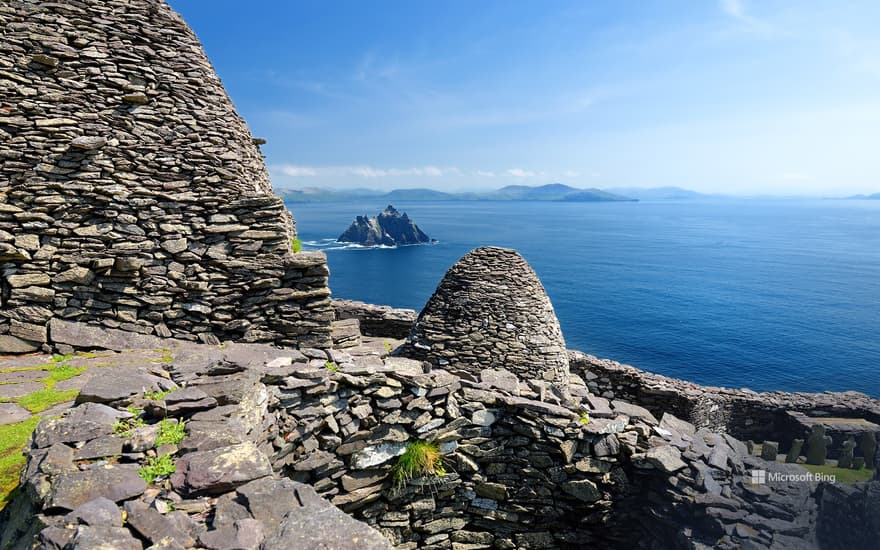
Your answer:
156;420;185;446
0;416;41;510
324;361;339;372
579;411;591;425
138;454;176;484
801;463;875;484
383;341;393;353
51;354;76;364
113;416;146;437
292;238;303;253
392;440;445;486
46;364;86;384
16;388;79;413
144;388;175;401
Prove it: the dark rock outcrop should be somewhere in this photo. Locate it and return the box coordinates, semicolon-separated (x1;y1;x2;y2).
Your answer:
337;205;432;246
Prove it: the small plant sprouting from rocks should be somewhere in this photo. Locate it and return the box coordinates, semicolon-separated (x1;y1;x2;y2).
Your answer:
292;238;303;253
383;341;393;353
138;454;176;484
113;415;146;437
324;361;339;372
579;411;591;425
156;419;186;446
392;440;445;487
144;388;175;401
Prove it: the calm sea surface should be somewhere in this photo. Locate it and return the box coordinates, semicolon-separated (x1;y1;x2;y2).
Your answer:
287;199;880;397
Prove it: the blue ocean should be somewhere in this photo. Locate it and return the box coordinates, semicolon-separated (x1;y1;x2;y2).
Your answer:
287;199;880;398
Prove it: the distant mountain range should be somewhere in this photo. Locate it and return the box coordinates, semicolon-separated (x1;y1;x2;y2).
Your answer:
280;183;637;203
846;193;880;200
277;184;880;203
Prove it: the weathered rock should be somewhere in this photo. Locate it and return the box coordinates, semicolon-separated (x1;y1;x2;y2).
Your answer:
65;496;123;527
171;443;272;495
838;437;856;469
562;479;601;502
0;402;32;425
125;500;196;548
49;465;147;510
785;439;804;463
69;525;143;550
640;445;688;473
338;205;432;246
761;441;779;462
806;424;832;465
200;518;264;550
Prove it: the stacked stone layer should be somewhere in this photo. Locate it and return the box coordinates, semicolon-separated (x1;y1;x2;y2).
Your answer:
0;0;332;351
403;247;569;385
2;337;856;550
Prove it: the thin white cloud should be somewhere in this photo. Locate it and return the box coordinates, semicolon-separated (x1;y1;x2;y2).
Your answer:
507;168;536;178
563;170;580;178
277;164;319;177
474;170;496;177
274;164;459;178
720;0;745;19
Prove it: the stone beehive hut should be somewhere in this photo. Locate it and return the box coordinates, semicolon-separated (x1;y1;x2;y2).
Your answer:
0;0;333;351
404;246;569;383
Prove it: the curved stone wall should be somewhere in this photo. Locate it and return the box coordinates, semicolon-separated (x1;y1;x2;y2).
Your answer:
0;0;332;351
403;247;569;384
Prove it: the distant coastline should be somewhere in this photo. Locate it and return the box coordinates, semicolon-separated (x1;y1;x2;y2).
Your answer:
279;183;637;203
278;183;880;203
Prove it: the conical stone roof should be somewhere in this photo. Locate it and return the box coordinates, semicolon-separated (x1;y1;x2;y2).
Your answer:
0;0;332;351
405;246;569;383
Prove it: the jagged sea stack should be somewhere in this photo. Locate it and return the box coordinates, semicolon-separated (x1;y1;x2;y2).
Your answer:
0;0;332;350
404;246;569;383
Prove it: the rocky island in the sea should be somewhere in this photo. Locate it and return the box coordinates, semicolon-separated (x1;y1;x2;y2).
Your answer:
337;205;434;246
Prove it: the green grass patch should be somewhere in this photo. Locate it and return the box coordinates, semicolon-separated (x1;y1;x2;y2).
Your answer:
144;388;175;401
0;416;41;510
383;341;393;353
138;454;176;484
16;387;79;413
392;440;445;486
579;411;591;425
324;361;339;372
292;238;303;253
46;364;86;384
801;463;875;484
156;420;185;446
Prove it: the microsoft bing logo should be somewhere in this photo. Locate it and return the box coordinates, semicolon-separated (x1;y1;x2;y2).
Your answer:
750;469;766;485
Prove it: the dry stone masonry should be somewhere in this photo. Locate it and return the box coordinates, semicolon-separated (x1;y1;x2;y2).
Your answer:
0;0;333;353
403;247;569;385
1;336;848;550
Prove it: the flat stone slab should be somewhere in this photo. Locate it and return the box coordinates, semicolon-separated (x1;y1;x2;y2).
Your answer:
0;381;44;399
171;442;272;496
49;464;147;510
0;369;48;384
75;367;170;405
0;402;32;425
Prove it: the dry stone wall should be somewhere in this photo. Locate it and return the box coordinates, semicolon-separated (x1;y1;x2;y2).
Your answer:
2;338;839;550
0;0;332;352
403;247;569;385
572;352;880;453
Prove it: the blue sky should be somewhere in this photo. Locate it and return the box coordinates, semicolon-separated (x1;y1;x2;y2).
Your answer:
169;0;880;196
